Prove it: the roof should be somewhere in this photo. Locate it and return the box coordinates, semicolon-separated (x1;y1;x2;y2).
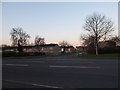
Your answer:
76;46;88;48
2;46;18;50
2;44;59;50
35;44;58;47
60;46;74;48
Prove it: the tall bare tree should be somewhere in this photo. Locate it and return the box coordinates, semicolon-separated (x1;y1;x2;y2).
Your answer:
10;28;30;52
83;13;114;55
34;35;45;45
10;28;30;46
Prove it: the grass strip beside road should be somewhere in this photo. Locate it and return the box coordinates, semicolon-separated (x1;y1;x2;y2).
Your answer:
2;53;74;60
77;53;120;58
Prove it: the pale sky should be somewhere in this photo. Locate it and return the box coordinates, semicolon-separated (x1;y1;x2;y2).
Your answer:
2;2;118;46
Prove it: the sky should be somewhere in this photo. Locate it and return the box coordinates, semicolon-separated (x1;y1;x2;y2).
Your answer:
2;2;118;46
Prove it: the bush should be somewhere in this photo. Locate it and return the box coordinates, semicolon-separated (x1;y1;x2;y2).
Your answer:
86;47;120;54
98;47;120;54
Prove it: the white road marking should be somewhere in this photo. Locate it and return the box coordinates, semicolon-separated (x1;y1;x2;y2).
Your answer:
3;79;63;89
3;64;29;66
32;84;63;89
49;65;100;69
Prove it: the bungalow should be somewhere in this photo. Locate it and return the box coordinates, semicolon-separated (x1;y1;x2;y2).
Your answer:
35;44;60;55
23;44;60;55
2;44;61;55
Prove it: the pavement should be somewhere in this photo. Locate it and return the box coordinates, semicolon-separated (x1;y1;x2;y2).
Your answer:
2;54;118;89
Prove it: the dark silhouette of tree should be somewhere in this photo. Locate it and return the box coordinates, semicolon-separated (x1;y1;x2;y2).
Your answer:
81;35;95;48
59;40;70;47
34;35;45;45
10;28;30;52
110;36;120;42
83;13;114;55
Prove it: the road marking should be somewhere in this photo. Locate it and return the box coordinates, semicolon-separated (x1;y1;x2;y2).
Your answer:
3;64;29;66
32;84;63;89
49;65;100;69
3;79;63;89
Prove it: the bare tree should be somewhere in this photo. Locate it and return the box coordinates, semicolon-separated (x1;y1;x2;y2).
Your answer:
34;35;45;45
83;13;114;55
10;28;30;46
59;41;70;46
10;28;30;52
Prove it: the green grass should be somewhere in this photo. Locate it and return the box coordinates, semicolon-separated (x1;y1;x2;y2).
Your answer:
59;52;76;56
2;53;69;60
2;53;120;60
59;53;72;56
77;53;120;58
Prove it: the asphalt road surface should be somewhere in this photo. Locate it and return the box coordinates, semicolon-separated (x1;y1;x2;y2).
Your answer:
2;55;118;89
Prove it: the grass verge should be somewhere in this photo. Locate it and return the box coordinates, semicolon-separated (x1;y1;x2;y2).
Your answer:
77;53;120;58
2;55;51;60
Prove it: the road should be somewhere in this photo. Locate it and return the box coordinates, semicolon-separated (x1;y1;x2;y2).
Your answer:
2;55;118;89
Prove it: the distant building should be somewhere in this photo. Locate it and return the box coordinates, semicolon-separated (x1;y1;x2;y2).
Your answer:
60;46;75;53
23;44;60;55
99;40;116;48
76;46;88;52
35;44;60;55
116;41;120;46
2;44;61;55
2;46;18;52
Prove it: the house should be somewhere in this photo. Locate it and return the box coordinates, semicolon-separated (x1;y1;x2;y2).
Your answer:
116;41;120;46
22;44;60;55
76;46;96;54
76;46;88;52
60;46;75;53
99;40;116;48
2;46;18;52
2;44;61;56
35;44;60;55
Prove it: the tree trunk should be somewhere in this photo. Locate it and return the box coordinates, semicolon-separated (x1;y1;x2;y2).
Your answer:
95;34;98;55
95;44;98;55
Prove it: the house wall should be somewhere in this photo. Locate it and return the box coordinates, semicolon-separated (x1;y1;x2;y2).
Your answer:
76;46;87;52
61;47;75;53
2;45;61;55
23;47;38;52
67;48;75;53
116;42;120;46
23;45;60;55
42;45;60;55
